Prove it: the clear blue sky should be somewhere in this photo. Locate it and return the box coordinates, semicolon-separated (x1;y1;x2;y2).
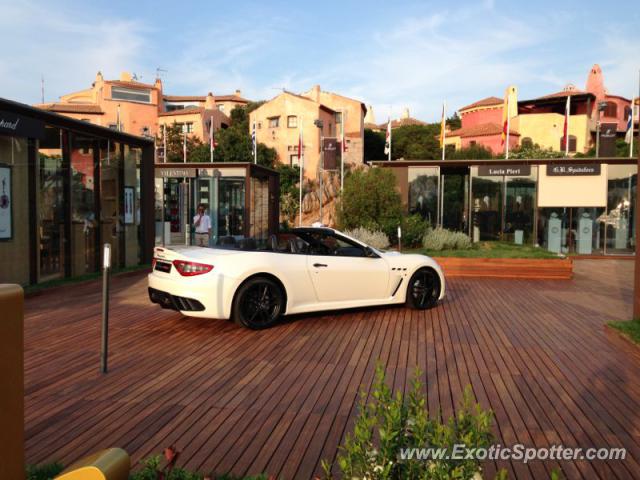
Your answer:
1;0;639;121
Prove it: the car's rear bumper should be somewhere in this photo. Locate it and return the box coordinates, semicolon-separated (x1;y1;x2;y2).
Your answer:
147;272;231;319
148;287;205;312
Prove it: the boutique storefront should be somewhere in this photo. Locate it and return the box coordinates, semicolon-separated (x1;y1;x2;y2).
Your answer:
0;97;155;286
378;158;637;256
155;163;279;248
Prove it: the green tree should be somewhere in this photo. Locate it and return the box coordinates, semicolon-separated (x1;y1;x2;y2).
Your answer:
211;104;277;167
391;124;440;160
364;128;386;161
447;112;462;130
448;144;493;159
337;167;402;239
157;123;206;163
502;143;564;159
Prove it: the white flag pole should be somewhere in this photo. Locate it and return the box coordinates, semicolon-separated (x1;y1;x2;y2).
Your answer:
163;124;167;163
565;95;571;157
299;116;304;227
183;130;187;163
340;110;345;193
209;119;214;162
441;101;446;161
505;93;511;160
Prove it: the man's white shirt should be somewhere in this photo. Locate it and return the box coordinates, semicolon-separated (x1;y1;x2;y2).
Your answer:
194;214;211;233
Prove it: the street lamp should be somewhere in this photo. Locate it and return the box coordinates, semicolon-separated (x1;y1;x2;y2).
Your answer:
595;101;607;158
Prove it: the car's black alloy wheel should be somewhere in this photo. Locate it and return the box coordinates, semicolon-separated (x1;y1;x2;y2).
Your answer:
406;268;440;310
233;277;284;329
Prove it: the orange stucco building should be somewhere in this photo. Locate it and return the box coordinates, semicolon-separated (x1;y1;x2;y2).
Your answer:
249;85;366;179
35;71;249;154
446;64;632;156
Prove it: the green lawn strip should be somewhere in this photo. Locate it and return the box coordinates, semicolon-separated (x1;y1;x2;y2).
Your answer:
608;319;640;345
403;241;562;259
23;264;151;295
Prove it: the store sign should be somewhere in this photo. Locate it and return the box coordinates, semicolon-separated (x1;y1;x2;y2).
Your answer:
323;138;338;170
158;168;197;178
0;166;12;240
599;123;617;157
0;110;45;139
547;164;601;176
478;165;531;177
198;168;222;178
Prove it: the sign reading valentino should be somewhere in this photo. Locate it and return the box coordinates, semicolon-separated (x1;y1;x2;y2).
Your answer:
478;165;531;176
547;164;601;176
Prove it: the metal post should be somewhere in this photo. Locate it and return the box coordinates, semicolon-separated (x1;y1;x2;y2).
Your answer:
101;243;111;374
397;226;402;252
319;135;324;224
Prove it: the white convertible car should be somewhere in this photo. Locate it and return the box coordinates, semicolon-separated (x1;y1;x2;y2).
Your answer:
148;227;445;329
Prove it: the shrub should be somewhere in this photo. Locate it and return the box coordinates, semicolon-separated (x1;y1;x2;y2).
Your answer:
423;227;472;251
321;364;494;480
337;167;402;239
343;227;390;250
401;214;430;248
26;463;64;480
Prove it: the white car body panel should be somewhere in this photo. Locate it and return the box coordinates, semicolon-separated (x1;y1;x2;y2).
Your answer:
148;228;445;320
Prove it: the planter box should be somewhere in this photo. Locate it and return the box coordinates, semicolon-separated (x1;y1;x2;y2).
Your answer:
433;257;573;280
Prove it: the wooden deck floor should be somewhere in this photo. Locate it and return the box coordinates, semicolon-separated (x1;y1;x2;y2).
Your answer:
24;260;640;479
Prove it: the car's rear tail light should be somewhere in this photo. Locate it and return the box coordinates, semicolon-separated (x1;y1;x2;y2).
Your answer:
172;260;214;276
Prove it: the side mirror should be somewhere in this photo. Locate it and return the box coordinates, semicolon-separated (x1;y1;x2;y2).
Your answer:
364;246;377;258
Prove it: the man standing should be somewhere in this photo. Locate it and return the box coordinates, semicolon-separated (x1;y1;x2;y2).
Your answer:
193;204;211;247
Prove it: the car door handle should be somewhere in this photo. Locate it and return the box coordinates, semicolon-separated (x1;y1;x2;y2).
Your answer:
313;263;328;268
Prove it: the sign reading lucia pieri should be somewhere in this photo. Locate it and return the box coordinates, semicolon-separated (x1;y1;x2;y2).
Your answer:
0;110;45;139
547;163;601;176
478;165;531;176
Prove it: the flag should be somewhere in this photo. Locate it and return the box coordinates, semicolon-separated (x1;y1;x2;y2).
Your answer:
209;120;217;151
563;95;571;155
439;103;446;148
182;130;187;162
298;124;303;162
384;118;391;159
625;103;634;144
501;94;509;146
251;120;257;164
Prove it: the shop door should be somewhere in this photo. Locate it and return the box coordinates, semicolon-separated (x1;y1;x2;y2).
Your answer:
439;167;469;233
193;177;218;244
38;153;66;281
218;178;245;239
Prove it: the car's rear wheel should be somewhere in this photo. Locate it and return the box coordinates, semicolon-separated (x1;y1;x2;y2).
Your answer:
232;277;284;329
406;268;440;310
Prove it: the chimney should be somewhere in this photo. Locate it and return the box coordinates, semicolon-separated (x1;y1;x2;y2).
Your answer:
154;77;163;92
311;85;321;103
95;71;104;84
402;107;410;119
120;72;133;82
364;104;376;124
205;92;216;110
235;89;242;97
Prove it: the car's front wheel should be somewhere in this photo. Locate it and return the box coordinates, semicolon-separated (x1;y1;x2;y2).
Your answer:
406;268;440;310
232;277;285;329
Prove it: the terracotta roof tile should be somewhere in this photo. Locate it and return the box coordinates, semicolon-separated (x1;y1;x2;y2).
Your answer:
36;103;103;114
459;96;503;112
449;122;519;138
163;94;250;103
158;107;204;117
107;79;156;90
163;95;206;102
